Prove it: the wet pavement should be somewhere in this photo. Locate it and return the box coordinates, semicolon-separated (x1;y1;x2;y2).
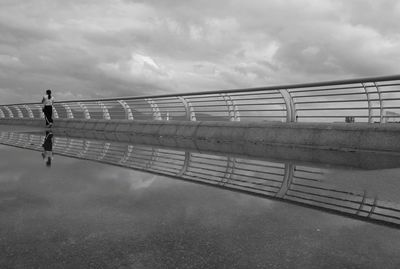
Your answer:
1;124;400;268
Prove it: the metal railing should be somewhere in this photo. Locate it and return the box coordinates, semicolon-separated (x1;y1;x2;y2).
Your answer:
1;74;400;123
1;130;399;228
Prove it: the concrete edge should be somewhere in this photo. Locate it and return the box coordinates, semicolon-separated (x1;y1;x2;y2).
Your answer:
1;118;400;152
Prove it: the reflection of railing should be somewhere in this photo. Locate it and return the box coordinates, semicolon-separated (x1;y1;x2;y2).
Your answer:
1;131;400;228
1;75;400;123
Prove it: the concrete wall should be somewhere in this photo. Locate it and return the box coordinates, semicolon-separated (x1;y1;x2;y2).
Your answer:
1;118;400;153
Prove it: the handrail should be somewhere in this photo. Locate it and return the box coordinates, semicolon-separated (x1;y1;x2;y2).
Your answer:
1;74;400;123
3;74;400;105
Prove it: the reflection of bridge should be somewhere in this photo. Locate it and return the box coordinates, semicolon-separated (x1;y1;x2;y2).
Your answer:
1;130;400;228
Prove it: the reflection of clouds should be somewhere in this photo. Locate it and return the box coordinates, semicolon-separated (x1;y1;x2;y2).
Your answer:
128;173;156;190
1;141;400;267
94;168;157;190
324;168;400;202
0;172;22;183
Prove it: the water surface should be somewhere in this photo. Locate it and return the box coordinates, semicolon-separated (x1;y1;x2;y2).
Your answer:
1;124;400;269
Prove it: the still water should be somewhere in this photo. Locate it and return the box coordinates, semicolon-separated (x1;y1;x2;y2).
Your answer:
0;124;400;268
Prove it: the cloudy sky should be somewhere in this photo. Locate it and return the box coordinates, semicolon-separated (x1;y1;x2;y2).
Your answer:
0;0;399;104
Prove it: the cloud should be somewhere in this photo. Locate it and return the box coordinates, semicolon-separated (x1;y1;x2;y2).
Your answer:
0;0;399;104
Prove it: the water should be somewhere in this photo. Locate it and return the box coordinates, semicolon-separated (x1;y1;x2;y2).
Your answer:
1;124;400;268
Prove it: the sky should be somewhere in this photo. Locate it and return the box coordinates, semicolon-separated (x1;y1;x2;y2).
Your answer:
0;0;399;105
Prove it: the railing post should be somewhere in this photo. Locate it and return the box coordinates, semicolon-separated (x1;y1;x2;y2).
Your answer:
373;82;384;123
63;138;72;154
368;197;378;218
279;90;297;122
119;144;133;164
178;152;191;176
13;106;23;118
219;157;236;186
275;163;295;198
2;131;12;143
178;97;196;121
78;102;90;119
97;101;111;120
4;106;14;118
117;100;134;120
145;98;162;120
25;134;34;148
62;104;74;119
52;106;59;119
97;142;110;160
220;94;240;121
361;83;373;123
34;105;44;119
36;105;44;118
23;105;34;118
18;133;30;147
14;132;24;145
356;191;368;215
77;140;91;158
145;148;159;168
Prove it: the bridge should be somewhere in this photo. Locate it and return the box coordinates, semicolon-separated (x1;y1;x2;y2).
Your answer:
1;74;400;123
1;74;400;153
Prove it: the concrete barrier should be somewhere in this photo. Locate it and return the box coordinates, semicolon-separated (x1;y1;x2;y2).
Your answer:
1;118;400;153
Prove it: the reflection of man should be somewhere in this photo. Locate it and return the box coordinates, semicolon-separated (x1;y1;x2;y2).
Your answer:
41;131;54;167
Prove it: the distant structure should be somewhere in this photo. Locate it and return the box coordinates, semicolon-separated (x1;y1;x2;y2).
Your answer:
345;116;355;123
385;111;400;123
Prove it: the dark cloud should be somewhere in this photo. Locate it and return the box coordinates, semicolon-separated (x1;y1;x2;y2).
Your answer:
0;0;399;104
338;0;400;35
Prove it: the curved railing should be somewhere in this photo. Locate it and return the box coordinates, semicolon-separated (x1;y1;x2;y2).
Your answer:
1;74;400;123
1;130;400;228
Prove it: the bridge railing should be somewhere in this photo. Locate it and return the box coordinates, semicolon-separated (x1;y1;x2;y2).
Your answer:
1;74;400;123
